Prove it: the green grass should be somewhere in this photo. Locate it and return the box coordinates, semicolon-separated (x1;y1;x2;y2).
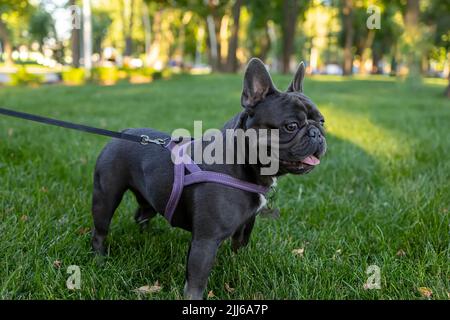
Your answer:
0;74;448;300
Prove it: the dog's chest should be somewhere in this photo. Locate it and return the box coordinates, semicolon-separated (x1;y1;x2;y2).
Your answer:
256;178;277;212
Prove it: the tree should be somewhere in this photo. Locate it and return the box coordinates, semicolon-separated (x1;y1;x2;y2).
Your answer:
121;0;135;58
0;17;12;65
202;0;232;71
29;7;55;51
370;2;403;75
92;10;112;55
341;0;354;75
246;0;277;64
0;0;31;65
69;0;80;68
422;0;450;97
403;0;421;80
225;0;242;72
281;0;301;73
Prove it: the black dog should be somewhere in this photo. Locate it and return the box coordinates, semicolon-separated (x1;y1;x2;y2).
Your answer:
91;58;326;299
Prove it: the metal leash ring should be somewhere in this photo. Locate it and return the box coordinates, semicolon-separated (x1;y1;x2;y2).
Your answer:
140;135;167;146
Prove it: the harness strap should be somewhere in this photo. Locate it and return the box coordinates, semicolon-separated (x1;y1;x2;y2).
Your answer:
164;139;270;224
184;171;269;194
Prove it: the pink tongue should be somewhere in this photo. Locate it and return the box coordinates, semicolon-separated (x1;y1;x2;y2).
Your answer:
302;155;320;166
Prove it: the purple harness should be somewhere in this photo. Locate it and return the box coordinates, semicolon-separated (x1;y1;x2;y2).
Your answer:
163;139;270;224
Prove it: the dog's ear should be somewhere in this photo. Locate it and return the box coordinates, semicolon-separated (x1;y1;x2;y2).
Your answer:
287;61;305;93
241;58;276;109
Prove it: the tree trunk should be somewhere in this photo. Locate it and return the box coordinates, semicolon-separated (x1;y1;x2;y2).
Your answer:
445;54;450;98
142;1;151;58
225;0;242;73
259;26;272;62
206;14;219;71
404;0;421;80
124;0;135;58
70;0;80;68
342;0;354;75
359;29;375;74
0;17;13;65
281;0;300;74
371;51;381;74
445;76;450;98
147;10;162;67
82;0;93;75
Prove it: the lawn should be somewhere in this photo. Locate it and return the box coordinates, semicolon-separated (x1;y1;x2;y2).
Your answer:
0;74;448;299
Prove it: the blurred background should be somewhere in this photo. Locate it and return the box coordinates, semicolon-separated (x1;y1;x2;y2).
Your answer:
0;0;449;95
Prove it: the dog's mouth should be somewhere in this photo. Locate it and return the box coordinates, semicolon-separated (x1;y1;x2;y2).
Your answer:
279;155;321;174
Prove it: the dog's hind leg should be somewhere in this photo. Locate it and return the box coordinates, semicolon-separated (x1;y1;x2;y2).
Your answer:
91;171;126;255
231;215;256;252
131;188;157;231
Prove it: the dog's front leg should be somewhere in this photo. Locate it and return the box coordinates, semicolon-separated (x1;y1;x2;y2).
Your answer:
184;238;221;300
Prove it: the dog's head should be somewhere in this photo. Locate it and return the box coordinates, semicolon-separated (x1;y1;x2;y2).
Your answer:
240;58;326;176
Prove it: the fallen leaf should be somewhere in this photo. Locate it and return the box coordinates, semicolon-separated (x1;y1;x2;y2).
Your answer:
396;249;406;257
332;249;342;260
7;128;13;137
53;260;62;269
292;248;305;257
207;290;215;298
20;215;28;222
78;227;91;235
418;287;432;298
40;186;48;193
252;292;264;300
133;281;162;294
224;283;235;293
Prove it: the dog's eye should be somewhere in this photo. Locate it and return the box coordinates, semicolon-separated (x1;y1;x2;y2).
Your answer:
284;122;298;132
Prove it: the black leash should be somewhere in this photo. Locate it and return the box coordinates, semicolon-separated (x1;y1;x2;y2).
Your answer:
0;107;167;146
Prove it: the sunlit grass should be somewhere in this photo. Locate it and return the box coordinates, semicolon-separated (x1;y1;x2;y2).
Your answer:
423;77;448;86
321;104;412;161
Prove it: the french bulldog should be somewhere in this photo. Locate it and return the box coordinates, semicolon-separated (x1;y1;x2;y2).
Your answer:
91;58;326;299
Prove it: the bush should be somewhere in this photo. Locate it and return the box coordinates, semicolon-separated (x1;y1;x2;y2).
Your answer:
134;67;172;79
162;68;172;79
62;68;85;85
92;66;172;84
8;66;44;86
127;67;154;84
91;67;119;85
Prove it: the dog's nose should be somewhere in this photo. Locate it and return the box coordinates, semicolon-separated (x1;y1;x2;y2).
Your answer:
307;127;320;139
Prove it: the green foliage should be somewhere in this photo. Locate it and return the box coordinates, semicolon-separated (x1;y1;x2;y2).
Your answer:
117;67;172;82
8;66;43;86
92;10;112;54
28;6;55;46
61;68;86;86
422;0;450;50
0;0;30;12
91;67;119;85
